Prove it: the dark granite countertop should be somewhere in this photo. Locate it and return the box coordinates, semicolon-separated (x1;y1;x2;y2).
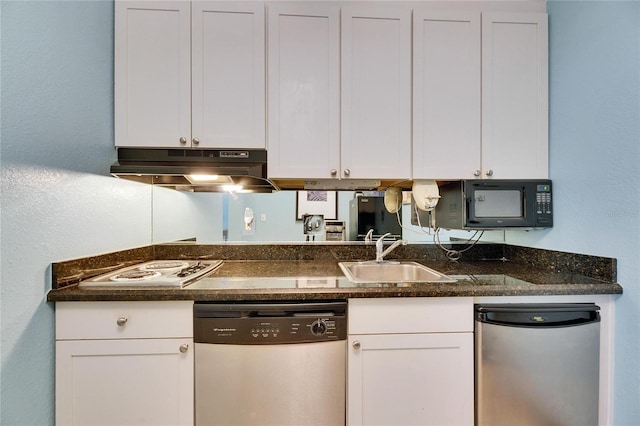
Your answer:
47;247;623;302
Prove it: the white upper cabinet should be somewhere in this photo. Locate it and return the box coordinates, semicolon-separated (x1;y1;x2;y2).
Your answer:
114;2;547;180
414;10;548;180
192;2;265;149
115;1;191;148
267;3;340;179
413;10;481;180
482;12;549;179
267;3;411;182
115;1;265;148
341;5;412;180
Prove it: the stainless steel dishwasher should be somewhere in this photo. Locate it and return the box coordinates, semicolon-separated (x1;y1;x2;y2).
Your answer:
475;303;600;426
194;302;347;426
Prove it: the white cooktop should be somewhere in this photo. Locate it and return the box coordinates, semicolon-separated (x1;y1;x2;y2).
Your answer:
78;260;223;288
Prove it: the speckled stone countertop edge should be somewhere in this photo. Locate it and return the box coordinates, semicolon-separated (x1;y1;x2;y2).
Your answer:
46;282;622;303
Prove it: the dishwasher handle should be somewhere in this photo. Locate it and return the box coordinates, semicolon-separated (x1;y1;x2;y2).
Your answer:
475;303;600;328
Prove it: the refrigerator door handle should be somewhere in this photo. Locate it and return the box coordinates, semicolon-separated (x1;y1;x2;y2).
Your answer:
475;303;600;328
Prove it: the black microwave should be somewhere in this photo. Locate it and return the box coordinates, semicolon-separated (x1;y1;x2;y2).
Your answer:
434;180;553;229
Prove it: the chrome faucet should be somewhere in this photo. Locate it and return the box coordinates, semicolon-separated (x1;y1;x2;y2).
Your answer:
364;229;374;244
375;233;407;262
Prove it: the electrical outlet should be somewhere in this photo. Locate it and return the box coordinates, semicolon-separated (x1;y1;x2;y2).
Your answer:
260;213;267;222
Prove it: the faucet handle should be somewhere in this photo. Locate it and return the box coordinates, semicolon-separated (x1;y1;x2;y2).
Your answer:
375;233;400;262
378;233;391;242
376;233;392;250
364;229;374;243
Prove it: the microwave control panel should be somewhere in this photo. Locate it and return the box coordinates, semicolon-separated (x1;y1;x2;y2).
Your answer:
535;184;553;226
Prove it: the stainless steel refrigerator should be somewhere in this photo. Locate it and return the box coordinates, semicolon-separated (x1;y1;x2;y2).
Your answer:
475;304;600;426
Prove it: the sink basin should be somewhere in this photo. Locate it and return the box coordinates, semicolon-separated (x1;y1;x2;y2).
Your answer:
339;261;455;284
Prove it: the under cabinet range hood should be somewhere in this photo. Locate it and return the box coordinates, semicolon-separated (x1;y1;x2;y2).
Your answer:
110;148;278;193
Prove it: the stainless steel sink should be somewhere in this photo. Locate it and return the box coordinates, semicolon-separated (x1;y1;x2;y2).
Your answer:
338;261;455;284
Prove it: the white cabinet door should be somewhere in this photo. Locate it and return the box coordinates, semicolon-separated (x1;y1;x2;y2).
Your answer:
348;332;474;426
482;12;549;179
56;338;194;426
192;2;265;149
115;1;191;148
413;11;481;180
267;3;340;179
341;6;412;180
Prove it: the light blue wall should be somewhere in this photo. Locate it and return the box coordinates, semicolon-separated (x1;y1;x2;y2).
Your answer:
0;1;176;423
152;188;225;243
508;1;640;423
225;191;355;242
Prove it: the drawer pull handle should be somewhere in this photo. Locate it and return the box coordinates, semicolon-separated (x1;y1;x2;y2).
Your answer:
179;344;189;353
116;317;128;327
352;341;361;350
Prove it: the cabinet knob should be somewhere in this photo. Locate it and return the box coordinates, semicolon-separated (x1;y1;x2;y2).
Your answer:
486;170;494;177
116;317;128;327
343;169;351;177
192;137;200;145
179;344;189;353
179;137;187;144
352;340;361;350
473;170;481;177
330;169;338;177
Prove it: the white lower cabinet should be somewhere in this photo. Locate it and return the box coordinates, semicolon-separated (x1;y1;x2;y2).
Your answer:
55;301;194;426
348;297;474;426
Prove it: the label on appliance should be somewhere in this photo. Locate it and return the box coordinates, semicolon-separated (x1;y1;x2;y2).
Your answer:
220;151;249;158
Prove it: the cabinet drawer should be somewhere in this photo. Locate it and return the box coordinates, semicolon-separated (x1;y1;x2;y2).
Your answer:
348;297;473;334
56;301;193;340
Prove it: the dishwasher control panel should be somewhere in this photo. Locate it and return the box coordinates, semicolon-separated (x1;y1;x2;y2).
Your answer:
194;302;347;345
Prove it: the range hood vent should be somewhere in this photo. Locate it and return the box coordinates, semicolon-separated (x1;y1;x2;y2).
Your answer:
110;148;278;193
